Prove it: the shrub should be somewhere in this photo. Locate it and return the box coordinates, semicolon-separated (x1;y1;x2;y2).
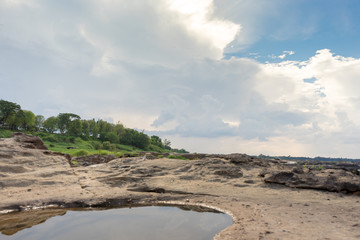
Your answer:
0;129;13;138
129;152;139;157
73;137;83;145
43;135;58;142
102;141;116;151
91;141;102;150
317;165;324;171
115;152;124;158
72;150;89;157
97;150;110;155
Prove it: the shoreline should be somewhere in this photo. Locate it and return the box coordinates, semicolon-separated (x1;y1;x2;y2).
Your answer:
1;134;360;239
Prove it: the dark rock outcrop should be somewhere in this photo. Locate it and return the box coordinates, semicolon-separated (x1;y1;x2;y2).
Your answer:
11;133;48;150
263;168;360;193
73;154;116;166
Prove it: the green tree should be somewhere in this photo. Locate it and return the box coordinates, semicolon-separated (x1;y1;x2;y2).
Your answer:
163;138;171;150
81;120;90;137
43;116;59;133
0;99;21;127
57;113;80;134
119;129;149;149
21;110;36;131
113;122;125;137
68;119;82;136
97;119;114;141
35;115;45;132
88;119;99;139
104;132;119;143
150;135;164;148
6;110;23;130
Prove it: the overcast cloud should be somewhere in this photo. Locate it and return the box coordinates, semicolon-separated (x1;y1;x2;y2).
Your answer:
1;0;360;158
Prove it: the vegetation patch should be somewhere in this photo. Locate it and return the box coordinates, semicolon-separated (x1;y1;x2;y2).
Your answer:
72;150;89;157
0;99;189;156
167;155;190;160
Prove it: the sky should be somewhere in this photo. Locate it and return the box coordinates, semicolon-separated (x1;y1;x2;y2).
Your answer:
1;0;360;158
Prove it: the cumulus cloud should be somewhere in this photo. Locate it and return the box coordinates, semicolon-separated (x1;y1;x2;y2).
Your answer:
1;1;360;157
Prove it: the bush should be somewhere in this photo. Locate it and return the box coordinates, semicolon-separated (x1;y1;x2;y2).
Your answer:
43;135;58;142
97;150;110;155
73;137;83;145
102;141;116;151
72;150;89;157
91;141;102;150
0;129;13;138
115;152;124;158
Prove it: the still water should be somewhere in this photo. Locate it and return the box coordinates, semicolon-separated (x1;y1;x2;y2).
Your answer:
0;206;232;240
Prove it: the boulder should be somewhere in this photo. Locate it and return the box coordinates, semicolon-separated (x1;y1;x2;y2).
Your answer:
11;132;48;150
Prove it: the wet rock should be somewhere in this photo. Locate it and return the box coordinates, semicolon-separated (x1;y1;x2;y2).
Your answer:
0;209;67;235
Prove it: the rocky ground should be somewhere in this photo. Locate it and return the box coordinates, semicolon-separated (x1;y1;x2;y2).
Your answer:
1;133;360;239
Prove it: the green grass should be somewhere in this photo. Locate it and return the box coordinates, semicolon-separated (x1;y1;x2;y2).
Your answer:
0;129;148;156
0;129;13;138
167;155;190;160
44;140;143;157
0;130;181;159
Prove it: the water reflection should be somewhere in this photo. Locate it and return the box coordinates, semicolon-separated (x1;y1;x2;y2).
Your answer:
0;206;232;240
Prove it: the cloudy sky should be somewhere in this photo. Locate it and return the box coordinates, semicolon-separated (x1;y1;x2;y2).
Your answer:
1;0;360;158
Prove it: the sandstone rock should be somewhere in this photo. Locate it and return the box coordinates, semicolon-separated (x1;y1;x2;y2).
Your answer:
73;154;116;166
11;132;48;150
264;169;360;193
2;134;360;240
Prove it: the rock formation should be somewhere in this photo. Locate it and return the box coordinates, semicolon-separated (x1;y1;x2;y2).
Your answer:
1;133;360;239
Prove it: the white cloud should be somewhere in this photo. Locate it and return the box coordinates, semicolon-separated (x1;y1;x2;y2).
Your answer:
1;1;360;158
167;0;240;55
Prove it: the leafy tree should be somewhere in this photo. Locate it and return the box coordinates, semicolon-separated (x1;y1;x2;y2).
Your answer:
104;132;119;143
163;138;171;150
150;135;164;148
113;122;125;137
5;110;23;130
81;120;90;137
5;109;34;131
43;116;59;133
119;129;149;149
68;119;82;136
97;119;114;141
0;99;21;127
22;110;36;131
57;113;80;134
88;119;99;139
35;115;45;131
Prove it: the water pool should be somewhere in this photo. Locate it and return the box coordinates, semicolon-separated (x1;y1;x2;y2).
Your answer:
0;205;232;240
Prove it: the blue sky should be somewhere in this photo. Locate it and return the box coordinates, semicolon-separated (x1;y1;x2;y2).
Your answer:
1;0;360;157
223;0;360;62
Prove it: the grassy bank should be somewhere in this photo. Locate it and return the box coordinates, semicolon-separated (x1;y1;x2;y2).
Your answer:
0;129;168;157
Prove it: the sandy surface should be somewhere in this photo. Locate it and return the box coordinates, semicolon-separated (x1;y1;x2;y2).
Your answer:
1;136;360;239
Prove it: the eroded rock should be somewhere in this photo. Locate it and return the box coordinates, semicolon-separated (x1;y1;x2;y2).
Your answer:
264;169;360;193
2;134;360;240
11;133;48;150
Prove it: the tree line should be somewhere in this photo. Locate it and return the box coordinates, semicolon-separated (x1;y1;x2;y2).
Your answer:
0;99;183;152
